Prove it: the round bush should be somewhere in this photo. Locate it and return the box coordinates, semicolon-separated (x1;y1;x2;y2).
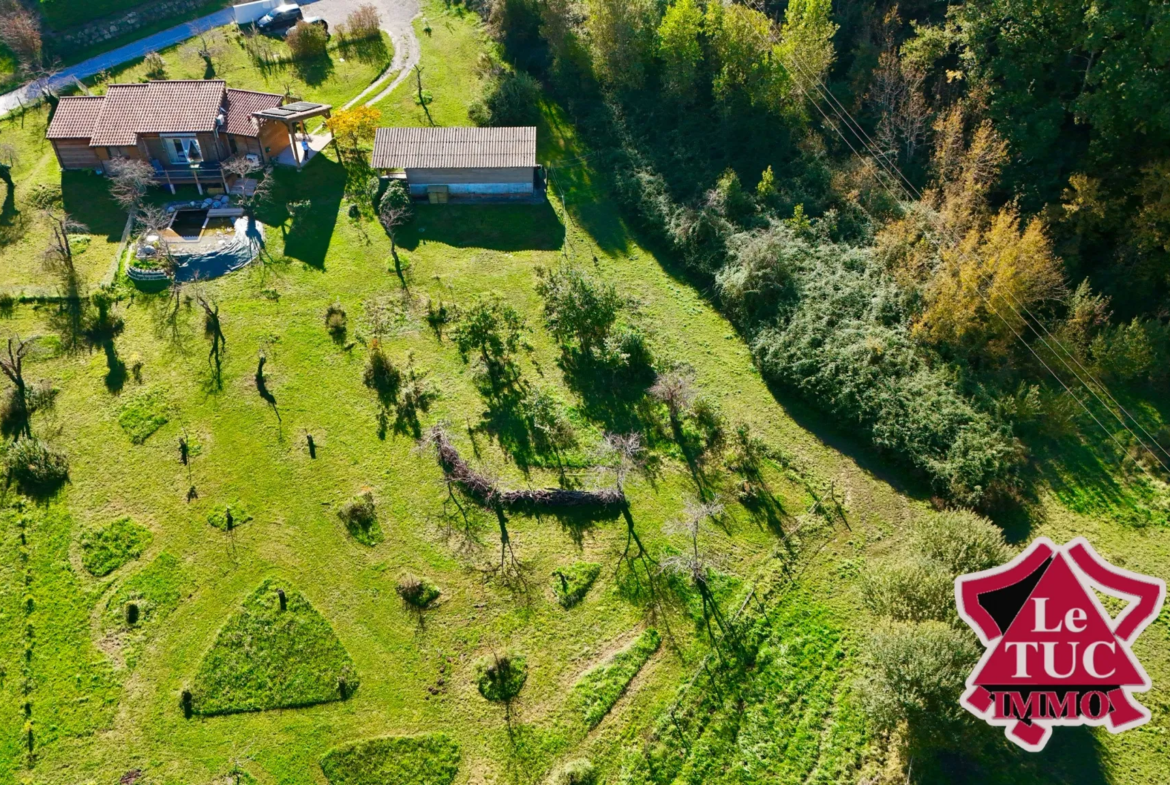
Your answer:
475;652;527;703
6;438;68;491
551;759;596;785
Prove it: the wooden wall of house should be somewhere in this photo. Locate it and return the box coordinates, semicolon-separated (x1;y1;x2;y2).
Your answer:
405;167;533;185
259;121;290;161
51;139;102;170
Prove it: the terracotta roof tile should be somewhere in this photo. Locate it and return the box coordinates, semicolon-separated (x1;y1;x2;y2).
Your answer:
372;127;537;170
45;96;105;140
223;88;284;137
89;80;227;147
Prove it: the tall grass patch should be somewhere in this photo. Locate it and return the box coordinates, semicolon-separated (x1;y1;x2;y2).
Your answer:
117;388;170;444
188;579;359;715
569;628;659;728
79;517;151;577
319;733;460;785
552;562;601;608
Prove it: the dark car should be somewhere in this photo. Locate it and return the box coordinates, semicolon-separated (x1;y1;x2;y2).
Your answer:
254;3;304;34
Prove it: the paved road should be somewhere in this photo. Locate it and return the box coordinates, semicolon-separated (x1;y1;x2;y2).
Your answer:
0;7;235;116
0;0;420;118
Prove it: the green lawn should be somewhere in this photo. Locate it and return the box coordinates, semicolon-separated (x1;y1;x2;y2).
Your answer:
0;26;391;297
0;2;1167;784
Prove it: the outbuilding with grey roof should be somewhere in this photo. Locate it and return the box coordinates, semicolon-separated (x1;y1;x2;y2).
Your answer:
371;126;540;202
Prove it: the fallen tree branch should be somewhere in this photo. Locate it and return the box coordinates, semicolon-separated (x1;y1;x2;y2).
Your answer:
425;426;624;509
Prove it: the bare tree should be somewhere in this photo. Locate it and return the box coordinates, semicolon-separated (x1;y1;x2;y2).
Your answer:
42;210;87;276
650;367;697;434
135;204;177;272
867;51;930;167
106;159;157;213
661;499;728;647
0;6;42;74
413;64;434;125
197;293;226;388
0;336;35;438
378;198;411;278
0;143;17;191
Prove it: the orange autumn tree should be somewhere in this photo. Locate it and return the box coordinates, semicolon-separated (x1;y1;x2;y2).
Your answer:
329;106;381;156
915;207;1067;363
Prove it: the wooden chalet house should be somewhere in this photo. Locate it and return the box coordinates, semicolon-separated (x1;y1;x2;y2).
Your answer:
45;79;331;191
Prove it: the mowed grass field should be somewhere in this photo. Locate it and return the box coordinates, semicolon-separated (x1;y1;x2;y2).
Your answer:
1;3;1169;785
0;25;391;296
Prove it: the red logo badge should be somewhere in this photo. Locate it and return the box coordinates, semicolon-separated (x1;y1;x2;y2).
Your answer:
956;537;1164;751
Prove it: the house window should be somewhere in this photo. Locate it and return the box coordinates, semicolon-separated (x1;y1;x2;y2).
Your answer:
162;135;203;165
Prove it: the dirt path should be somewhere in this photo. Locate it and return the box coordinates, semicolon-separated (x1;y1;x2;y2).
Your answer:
324;0;421;109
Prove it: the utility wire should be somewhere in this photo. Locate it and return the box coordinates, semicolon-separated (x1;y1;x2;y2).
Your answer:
773;39;1170;479
787;57;1170;472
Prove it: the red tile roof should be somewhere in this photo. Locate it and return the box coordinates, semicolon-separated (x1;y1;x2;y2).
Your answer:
223;88;284;137
45;81;290;147
90;80;228;146
45;95;105;140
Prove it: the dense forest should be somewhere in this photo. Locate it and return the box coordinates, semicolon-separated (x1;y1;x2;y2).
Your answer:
474;0;1170;513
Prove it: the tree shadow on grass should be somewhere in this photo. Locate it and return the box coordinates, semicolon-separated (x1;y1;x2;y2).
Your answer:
561;354;655;438
338;35;390;66
524;502;622;548
914;725;1106;785
397;202;565;253
254;155;345;269
60;171;126;241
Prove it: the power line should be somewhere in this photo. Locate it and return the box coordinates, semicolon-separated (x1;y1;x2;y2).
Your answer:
787;56;1170;472
775;44;1170;479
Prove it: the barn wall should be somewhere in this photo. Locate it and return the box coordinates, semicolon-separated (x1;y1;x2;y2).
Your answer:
51;139;101;170
405;167;533;185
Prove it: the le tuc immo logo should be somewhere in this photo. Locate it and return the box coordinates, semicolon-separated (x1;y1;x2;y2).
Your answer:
955;537;1165;752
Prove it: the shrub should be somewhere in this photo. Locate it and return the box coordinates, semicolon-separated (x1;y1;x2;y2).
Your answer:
28;183;62;210
143;51;166;79
363;344;401;404
550;759;596;785
568;628;659;728
343;4;381;40
80;517;152;577
338;489;384;546
189;580;359;715
751;242;1020;505
913;509;1011;575
475;652;527;702
319;734;460;785
858;620;978;738
379;180;412;215
6;438;68;492
325;302;348;340
396;575;441;608
861;558;954;623
469;70;542;127
286;20;329;59
552;561;601;608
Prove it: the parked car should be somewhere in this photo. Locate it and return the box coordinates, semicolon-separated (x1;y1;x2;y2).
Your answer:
254;3;304;35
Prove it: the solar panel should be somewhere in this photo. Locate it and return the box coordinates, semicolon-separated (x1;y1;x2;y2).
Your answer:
261;107;296;117
283;102;320;112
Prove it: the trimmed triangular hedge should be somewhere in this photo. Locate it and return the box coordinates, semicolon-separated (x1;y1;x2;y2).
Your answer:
188;579;358;715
